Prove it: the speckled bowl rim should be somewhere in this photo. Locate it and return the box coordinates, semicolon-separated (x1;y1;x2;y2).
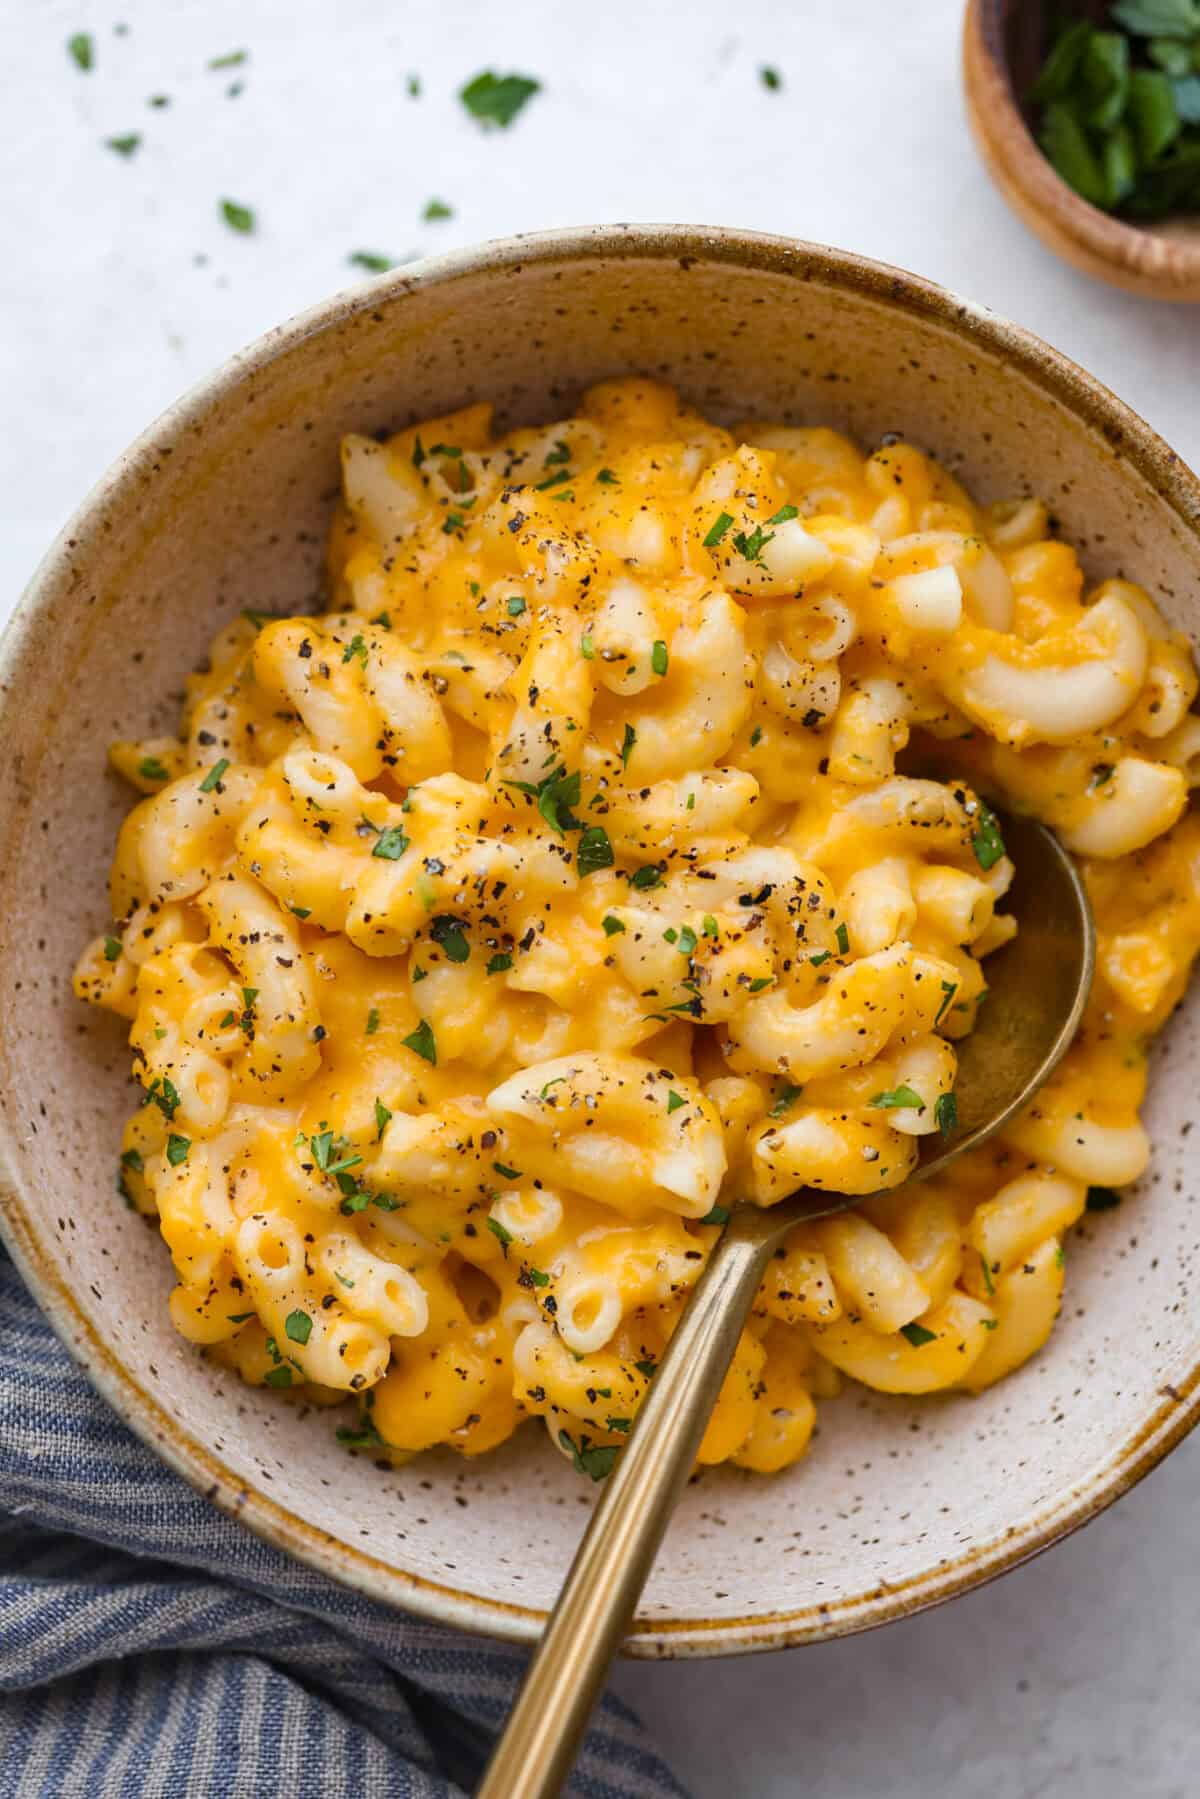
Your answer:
3;224;1200;1657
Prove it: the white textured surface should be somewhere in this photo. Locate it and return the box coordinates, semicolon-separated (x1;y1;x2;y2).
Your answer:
3;3;1199;1795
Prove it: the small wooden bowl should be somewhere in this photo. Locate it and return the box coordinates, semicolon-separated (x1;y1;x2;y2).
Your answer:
963;0;1200;301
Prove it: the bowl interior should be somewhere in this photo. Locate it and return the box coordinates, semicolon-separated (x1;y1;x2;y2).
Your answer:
3;229;1199;1653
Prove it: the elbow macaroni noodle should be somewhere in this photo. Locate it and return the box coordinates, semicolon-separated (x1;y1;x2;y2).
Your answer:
75;379;1200;1479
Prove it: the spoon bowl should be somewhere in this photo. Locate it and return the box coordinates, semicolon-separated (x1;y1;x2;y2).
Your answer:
481;797;1096;1798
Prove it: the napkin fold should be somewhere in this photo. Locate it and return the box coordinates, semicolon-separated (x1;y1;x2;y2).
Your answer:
0;1249;688;1798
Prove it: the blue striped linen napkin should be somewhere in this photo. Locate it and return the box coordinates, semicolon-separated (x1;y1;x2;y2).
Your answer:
0;1248;689;1799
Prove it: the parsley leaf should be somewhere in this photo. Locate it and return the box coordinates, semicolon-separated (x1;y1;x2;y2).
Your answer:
199;758;230;792
900;1322;937;1348
285;1309;312;1345
651;639;669;677
372;826;409;860
423;197;453;221
488;1215;514;1255
558;1429;619;1481
349;250;394;273
869;1084;924;1111
697;1204;730;1226
374;1098;392;1140
703;511;733;548
68;32;94;71
577;825;614;876
459;70;541;128
103;934;123;963
165;1134;190;1166
971;803;1006;871
219;198;256;234
430;914;470;963
935;1091;959;1136
402;1019;437;1065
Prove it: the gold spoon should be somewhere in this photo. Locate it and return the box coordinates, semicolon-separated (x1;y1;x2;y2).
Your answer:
479;804;1095;1799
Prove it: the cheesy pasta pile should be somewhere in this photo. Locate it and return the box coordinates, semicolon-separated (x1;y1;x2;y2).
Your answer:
75;378;1200;1478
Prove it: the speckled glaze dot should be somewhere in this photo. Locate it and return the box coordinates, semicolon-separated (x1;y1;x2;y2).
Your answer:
1;227;1199;1657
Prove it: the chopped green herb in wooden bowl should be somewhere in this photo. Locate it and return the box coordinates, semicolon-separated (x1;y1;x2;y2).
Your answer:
964;0;1200;299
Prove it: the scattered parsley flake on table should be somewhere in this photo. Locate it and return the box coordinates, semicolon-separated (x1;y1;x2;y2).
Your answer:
220;199;256;234
459;70;541;128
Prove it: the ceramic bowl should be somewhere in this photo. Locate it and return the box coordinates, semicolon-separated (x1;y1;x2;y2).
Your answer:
963;0;1200;302
3;226;1200;1657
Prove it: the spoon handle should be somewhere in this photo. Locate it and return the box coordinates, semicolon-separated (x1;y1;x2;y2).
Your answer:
477;1209;779;1799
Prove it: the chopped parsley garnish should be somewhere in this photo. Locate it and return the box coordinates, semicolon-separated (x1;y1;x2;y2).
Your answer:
651;639;669;677
336;1419;387;1448
522;1265;550;1287
630;864;662;890
606;1417;632;1434
748;976;774;992
702;915;719;939
770;1083;803;1117
146;1077;181;1121
900;1322;937;1348
372;826;409;859
596;467;619;484
935;1091;959;1136
558;1429;618;1481
703;511;733;548
366;1006;380;1035
349;250;394;273
284;1309;312;1346
219;198;256;234
307;1130;362;1178
749;726;763;747
374;1098;392;1140
264;1366;293;1388
635;1360;658;1378
870;1084;924;1111
1086;1184;1123;1210
103;934;123;962
68;32;94;71
768;503;799;524
342;633;367;665
935;980;959;1025
459;70;541;128
106;134;142;157
979;1250;996;1296
602;914;625;935
402;1019;437;1064
198;758;230;792
577;825;614;876
733;523;774;564
677;925;697;956
619;722;638;770
430;914;470;963
121;1148;144;1174
667;1091;687;1113
507;595;527;616
835;922;850;955
580;632;595;659
760;64;782;89
698;1204;730;1226
494;1161;522;1181
810;949;832;967
486;951;513;975
423;197;453;221
165;1134;190;1166
487;1215;513;1255
971;804;1006;871
503;764;581;836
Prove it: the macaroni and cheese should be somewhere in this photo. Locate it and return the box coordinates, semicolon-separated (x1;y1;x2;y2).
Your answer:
74;378;1200;1478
